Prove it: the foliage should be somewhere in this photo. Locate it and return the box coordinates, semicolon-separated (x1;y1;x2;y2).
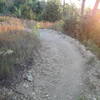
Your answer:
0;48;15;78
62;14;100;49
63;17;78;34
37;21;55;29
0;16;39;79
0;30;38;79
62;3;79;19
0;0;63;21
50;20;64;31
83;40;100;59
49;2;100;59
0;0;45;19
0;16;24;32
42;1;61;22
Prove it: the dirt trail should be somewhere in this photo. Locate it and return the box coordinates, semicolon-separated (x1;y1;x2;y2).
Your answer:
3;29;96;100
32;29;91;100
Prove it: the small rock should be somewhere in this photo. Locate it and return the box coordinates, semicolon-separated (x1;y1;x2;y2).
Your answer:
8;89;13;95
4;49;14;55
32;92;35;96
26;71;33;82
93;97;97;100
23;83;29;88
0;51;4;55
46;94;49;97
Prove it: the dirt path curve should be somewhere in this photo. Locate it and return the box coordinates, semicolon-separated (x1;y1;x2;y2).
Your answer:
9;29;95;100
32;29;90;100
0;29;97;100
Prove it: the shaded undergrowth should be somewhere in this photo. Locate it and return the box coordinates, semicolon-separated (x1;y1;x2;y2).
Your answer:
0;25;39;86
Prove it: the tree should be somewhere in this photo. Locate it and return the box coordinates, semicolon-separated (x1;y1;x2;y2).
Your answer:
63;0;65;17
63;0;65;5
48;0;61;4
92;0;100;16
81;0;86;17
42;1;61;22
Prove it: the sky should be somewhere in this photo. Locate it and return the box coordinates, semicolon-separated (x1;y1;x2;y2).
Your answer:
62;0;98;8
42;0;100;9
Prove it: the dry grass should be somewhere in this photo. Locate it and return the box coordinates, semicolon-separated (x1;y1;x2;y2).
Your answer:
50;16;100;59
0;16;24;32
50;20;64;31
0;16;39;79
37;21;55;28
0;30;38;79
0;29;39;79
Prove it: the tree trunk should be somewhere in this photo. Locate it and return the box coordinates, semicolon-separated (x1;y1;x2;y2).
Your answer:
63;0;65;11
63;0;65;5
92;0;100;16
63;0;65;18
81;0;86;17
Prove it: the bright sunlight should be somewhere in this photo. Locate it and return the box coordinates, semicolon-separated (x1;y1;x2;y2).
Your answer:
63;0;100;8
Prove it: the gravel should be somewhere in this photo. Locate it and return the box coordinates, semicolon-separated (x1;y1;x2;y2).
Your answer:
0;29;100;100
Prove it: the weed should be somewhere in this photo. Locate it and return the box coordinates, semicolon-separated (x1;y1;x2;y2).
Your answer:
0;29;38;79
50;20;64;31
37;21;54;29
0;16;24;32
78;95;88;100
83;40;100;59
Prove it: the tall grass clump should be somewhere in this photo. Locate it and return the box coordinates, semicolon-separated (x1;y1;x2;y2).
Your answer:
0;16;39;81
0;16;24;32
50;10;100;59
0;48;14;79
0;29;39;80
50;20;64;31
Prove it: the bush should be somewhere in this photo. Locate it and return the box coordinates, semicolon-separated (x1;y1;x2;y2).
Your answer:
0;30;39;79
0;17;6;22
83;40;100;59
50;20;64;31
0;0;62;21
62;17;80;38
63;17;78;32
62;15;100;41
0;48;15;78
62;15;100;59
42;1;61;22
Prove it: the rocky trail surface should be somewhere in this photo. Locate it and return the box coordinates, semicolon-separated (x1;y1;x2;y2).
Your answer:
0;29;99;100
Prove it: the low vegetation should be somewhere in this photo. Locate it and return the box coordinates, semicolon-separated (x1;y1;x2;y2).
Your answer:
0;17;39;80
0;0;62;22
51;14;100;59
0;0;100;90
0;16;24;32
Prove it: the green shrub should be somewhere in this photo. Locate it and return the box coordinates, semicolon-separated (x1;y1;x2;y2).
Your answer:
0;17;8;22
78;95;88;100
83;40;100;59
0;48;15;78
62;17;80;38
0;18;5;22
63;17;78;32
42;1;61;22
50;20;64;31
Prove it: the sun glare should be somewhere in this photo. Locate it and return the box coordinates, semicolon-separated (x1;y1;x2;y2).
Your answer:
63;0;100;9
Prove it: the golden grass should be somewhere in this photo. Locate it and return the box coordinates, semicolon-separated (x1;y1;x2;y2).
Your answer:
37;21;55;28
0;16;24;32
0;30;38;78
86;17;100;46
0;16;40;79
0;17;39;78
